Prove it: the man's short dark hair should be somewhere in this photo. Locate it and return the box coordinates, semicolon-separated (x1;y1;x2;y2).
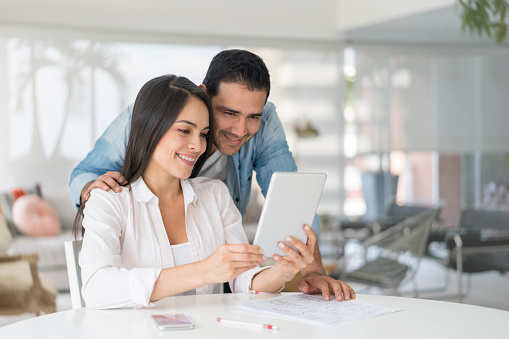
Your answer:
203;49;271;101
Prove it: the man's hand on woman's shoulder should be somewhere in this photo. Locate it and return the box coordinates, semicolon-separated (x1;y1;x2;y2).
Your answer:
81;171;129;204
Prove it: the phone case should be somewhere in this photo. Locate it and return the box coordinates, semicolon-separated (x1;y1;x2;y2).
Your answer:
151;314;194;331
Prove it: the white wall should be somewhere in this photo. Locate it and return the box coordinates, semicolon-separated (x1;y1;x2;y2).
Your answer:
0;0;464;44
336;0;451;31
0;0;340;42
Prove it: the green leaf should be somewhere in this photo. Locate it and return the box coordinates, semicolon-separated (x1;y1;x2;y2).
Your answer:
461;7;473;31
477;4;489;20
495;21;507;43
494;0;505;14
500;1;507;20
478;0;492;10
457;0;509;43
483;22;493;35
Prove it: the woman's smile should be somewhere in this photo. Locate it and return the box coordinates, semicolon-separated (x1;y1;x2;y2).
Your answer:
177;153;198;166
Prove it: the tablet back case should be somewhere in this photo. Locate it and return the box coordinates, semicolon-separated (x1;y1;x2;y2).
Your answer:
253;172;326;257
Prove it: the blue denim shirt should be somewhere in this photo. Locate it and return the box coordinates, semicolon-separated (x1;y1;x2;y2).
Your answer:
69;102;320;233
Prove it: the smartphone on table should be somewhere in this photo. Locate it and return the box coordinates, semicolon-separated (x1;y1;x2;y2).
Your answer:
151;314;194;331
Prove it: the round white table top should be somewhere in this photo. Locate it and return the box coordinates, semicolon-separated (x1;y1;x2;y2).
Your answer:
1;293;509;339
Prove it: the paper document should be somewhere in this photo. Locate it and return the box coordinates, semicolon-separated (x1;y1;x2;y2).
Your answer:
238;294;400;326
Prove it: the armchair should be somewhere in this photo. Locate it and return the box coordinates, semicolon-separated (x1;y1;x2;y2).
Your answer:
437;208;509;302
340;202;437;237
335;209;439;296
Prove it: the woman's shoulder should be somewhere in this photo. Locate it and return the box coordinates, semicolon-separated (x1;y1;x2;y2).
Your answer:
83;187;131;232
87;186;132;211
89;186;131;199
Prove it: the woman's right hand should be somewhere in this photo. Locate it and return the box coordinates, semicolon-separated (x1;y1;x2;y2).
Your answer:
199;244;265;284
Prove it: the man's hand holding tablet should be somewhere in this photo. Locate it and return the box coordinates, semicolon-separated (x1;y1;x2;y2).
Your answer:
251;172;356;302
270;224;316;281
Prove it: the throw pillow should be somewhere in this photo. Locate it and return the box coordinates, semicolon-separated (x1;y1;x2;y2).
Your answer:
12;195;61;237
0;183;42;235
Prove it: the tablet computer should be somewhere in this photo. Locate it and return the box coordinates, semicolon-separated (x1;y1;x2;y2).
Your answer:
252;172;326;257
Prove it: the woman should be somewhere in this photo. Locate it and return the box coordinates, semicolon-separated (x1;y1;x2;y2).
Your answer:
74;75;316;309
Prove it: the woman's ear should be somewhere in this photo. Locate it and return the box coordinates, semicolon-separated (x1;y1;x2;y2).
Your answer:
199;84;207;93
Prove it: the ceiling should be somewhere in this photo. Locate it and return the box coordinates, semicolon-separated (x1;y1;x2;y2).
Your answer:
343;5;508;46
0;0;506;47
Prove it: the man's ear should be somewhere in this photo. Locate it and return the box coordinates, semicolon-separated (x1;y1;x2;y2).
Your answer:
199;84;207;93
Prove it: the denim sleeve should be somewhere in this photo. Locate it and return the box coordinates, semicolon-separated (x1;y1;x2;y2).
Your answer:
69;105;132;209
254;103;320;234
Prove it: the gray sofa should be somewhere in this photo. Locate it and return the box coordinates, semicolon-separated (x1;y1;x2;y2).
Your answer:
8;231;73;291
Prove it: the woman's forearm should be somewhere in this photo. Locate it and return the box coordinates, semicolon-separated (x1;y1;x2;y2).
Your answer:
150;261;206;301
250;265;292;292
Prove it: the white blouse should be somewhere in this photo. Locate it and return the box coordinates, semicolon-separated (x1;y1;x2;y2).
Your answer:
79;176;270;309
171;242;196;296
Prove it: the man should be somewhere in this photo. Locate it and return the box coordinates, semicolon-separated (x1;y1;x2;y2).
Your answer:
69;49;354;302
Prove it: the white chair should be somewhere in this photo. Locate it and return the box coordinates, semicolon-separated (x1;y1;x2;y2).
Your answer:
64;240;85;309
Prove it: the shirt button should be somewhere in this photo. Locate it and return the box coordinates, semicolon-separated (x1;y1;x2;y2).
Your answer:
235;198;239;202
248;176;251;181
238;165;241;170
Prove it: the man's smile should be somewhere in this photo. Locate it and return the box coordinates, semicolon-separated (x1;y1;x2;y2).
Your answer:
221;132;247;146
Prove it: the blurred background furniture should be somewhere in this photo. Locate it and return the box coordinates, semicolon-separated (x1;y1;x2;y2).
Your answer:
0;254;57;316
8;234;73;291
64;240;85;309
483;182;509;206
361;171;399;221
340;201;440;238
427;207;509;302
334;208;439;296
0;184;73;292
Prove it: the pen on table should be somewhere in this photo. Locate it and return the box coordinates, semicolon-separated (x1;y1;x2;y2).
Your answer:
216;318;278;330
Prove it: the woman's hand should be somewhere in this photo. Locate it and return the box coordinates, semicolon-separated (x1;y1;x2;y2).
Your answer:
199;244;265;284
272;224;316;282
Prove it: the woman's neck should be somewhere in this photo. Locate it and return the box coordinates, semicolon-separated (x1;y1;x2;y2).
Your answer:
142;170;182;201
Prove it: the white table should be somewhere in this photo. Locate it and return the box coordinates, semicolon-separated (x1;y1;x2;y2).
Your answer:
1;293;509;338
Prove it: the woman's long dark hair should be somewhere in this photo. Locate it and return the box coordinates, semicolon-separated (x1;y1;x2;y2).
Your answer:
73;75;214;238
